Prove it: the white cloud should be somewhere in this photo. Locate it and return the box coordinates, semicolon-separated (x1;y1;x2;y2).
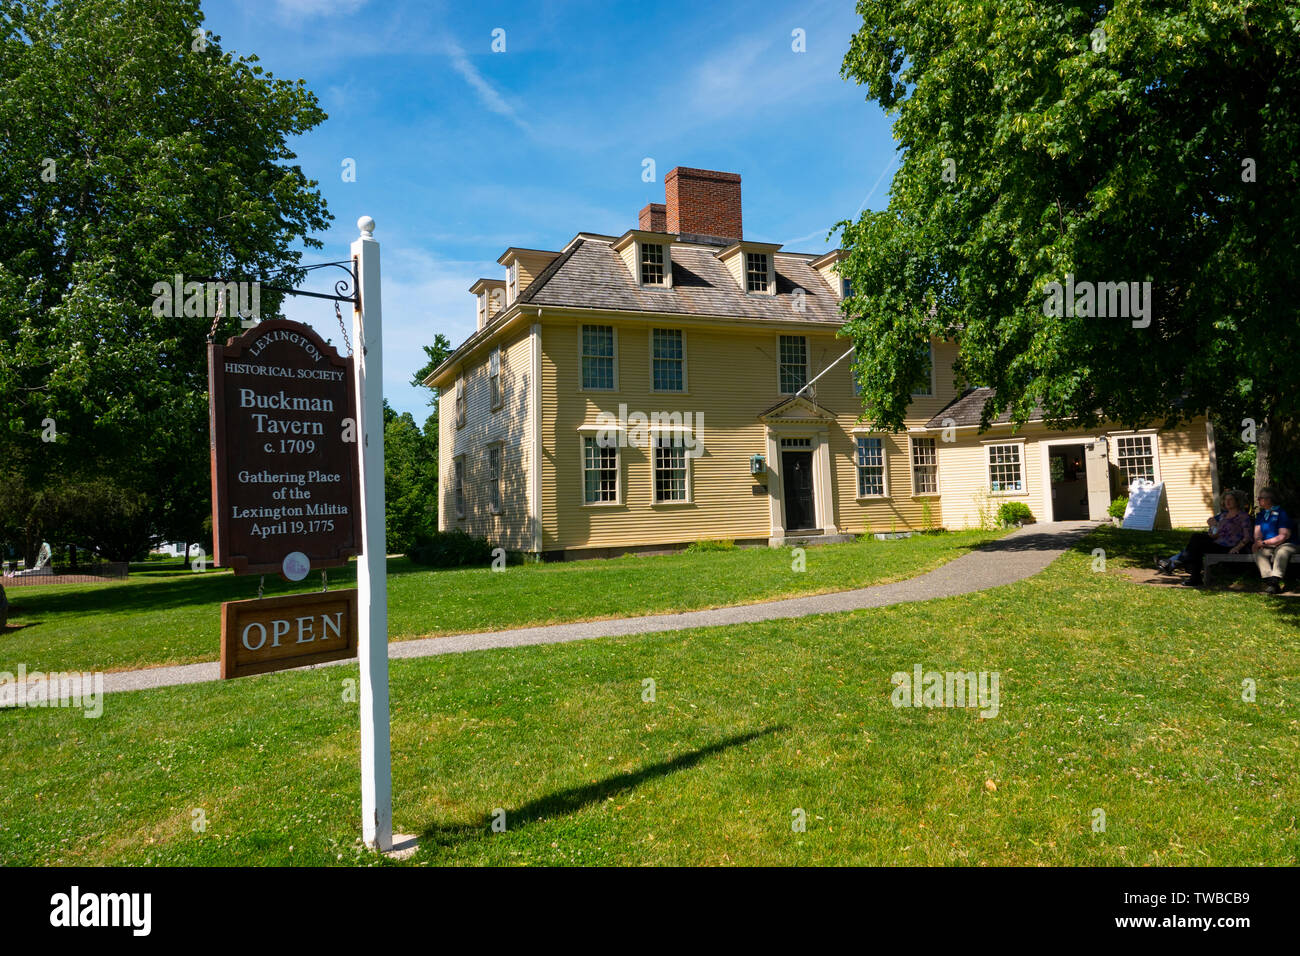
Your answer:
444;39;531;134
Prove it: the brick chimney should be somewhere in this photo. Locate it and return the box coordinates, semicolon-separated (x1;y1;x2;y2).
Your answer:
638;202;667;232
664;167;742;241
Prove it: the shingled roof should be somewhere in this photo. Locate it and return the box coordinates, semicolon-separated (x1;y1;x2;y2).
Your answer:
925;387;1046;429
517;238;844;324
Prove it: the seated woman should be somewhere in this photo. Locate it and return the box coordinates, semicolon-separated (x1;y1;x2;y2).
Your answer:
1156;490;1252;585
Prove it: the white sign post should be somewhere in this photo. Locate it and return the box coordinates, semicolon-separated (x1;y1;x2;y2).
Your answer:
351;216;393;852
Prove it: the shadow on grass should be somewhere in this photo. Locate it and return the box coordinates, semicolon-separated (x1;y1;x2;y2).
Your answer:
1;557;441;619
415;725;784;852
1067;525;1187;564
971;523;1104;554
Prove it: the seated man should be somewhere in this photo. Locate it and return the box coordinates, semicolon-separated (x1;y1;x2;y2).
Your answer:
1252;487;1295;595
1157;490;1252;586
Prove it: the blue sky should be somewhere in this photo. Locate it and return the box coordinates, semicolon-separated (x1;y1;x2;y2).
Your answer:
202;0;898;418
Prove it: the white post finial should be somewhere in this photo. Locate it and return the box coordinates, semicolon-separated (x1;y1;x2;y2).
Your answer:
358;215;376;238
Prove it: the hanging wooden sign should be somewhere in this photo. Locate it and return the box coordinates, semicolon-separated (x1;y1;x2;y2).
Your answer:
220;588;359;679
208;319;362;576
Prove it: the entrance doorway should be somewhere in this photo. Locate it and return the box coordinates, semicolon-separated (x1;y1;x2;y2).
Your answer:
782;450;816;531
1048;444;1089;520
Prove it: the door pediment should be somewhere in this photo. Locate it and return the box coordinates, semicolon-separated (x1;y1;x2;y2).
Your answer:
759;395;836;424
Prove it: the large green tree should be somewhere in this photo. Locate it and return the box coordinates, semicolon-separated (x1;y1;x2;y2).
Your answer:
837;0;1299;500
0;0;331;560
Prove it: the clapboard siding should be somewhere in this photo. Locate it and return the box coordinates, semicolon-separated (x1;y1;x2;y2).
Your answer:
935;421;1214;529
451;307;1213;552
441;327;534;550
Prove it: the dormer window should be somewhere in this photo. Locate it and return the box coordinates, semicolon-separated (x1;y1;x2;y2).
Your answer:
640;243;666;285
614;231;673;288
717;241;780;295
506;262;518;304
746;252;770;293
470;278;507;328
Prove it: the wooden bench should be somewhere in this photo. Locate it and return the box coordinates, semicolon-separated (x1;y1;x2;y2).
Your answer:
1202;552;1256;586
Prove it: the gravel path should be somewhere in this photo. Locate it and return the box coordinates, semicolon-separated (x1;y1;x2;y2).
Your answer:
26;521;1100;700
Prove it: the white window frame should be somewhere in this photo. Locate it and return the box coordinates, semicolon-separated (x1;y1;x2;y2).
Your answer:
506;261;518;304
1111;431;1161;488
910;435;939;496
911;341;934;397
476;293;487;330
745;251;771;293
986;441;1027;496
489;346;503;411
649;327;687;393
579;324;618;392
651;430;693;505
487;443;502;515
778;334;808;395
455;371;466;428
639;241;668;286
580;433;621;506
855;435;889;499
453;455;466;519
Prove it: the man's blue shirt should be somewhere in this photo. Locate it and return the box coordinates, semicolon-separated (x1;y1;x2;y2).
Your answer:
1256;507;1293;541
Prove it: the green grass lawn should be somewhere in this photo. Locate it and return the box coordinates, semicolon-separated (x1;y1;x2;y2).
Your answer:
0;529;1000;673
2;526;1296;866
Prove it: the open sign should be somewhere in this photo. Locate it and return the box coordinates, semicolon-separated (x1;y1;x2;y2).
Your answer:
220;589;359;679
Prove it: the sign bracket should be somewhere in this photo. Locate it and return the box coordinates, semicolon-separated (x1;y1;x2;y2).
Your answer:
200;258;360;342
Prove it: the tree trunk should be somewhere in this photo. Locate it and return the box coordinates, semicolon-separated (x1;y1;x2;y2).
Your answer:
1254;407;1274;502
0;583;7;629
181;541;190;569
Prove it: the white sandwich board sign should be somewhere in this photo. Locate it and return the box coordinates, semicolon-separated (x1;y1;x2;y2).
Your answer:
1121;480;1165;531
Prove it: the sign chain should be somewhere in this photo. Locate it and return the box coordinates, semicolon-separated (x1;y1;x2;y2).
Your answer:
335;302;353;356
207;286;226;342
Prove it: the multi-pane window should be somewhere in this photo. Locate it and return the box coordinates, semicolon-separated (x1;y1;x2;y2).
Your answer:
476;293;487;329
489;347;502;410
455;373;466;428
779;335;808;394
911;437;938;495
988;444;1024;493
912;342;933;396
487;445;501;514
856;436;886;497
583;436;618;504
841;279;853;298
581;325;615;390
1115;435;1156;486
651;328;684;392
506;262;518;303
640;243;666;285
653;433;689;502
454;457;465;518
746;252;770;292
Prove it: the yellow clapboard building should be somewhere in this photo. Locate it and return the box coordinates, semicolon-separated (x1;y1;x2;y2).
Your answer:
425;167;1219;559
